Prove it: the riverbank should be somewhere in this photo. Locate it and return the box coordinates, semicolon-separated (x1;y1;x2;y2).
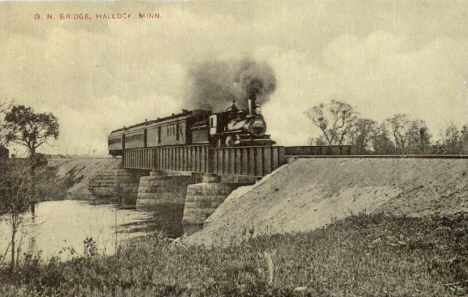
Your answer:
1;213;467;297
38;158;120;200
50;158;121;199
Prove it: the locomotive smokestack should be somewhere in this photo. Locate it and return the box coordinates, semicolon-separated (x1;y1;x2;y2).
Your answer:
248;94;256;115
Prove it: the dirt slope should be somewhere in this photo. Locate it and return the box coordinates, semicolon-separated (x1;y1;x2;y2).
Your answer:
187;158;468;245
48;158;121;198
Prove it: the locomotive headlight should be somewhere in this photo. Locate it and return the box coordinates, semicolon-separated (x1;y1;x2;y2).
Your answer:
249;118;266;137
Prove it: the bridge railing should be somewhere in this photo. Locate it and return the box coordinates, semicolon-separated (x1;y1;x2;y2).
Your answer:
123;145;210;172
211;146;285;177
123;145;286;177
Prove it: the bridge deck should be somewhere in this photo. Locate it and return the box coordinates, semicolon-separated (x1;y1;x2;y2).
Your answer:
123;145;286;177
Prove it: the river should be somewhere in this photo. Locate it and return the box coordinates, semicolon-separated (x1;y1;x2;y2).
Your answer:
0;200;195;261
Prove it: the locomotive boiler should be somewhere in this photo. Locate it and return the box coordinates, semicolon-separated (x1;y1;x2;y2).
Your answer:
108;96;274;157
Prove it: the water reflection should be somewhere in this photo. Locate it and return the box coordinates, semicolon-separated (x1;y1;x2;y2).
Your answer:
0;200;200;261
120;204;185;237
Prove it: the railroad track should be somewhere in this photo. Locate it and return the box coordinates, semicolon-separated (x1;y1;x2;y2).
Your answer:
284;146;468;159
286;154;468;159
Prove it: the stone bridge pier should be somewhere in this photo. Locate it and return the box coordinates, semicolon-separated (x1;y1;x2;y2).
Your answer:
136;171;255;225
88;166;142;207
182;174;252;225
136;171;192;208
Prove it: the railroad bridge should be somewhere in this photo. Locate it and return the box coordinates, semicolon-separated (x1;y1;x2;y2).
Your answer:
123;145;287;178
89;145;351;225
122;144;352;175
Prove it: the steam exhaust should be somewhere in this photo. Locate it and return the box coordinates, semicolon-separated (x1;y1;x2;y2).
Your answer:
185;58;277;112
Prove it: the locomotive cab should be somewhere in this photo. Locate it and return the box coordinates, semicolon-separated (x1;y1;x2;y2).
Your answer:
207;100;274;147
209;115;218;135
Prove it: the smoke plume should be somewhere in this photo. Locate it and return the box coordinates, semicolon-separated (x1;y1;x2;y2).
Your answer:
185;59;277;112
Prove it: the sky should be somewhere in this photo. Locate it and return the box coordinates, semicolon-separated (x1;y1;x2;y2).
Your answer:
1;0;468;156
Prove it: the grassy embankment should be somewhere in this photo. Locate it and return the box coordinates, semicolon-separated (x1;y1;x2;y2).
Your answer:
33;158;120;202
34;163;82;201
1;213;467;297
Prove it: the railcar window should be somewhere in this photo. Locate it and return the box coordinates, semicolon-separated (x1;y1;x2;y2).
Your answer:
158;126;161;143
125;134;143;142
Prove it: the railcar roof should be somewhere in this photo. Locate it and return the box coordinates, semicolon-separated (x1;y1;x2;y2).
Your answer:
110;109;211;134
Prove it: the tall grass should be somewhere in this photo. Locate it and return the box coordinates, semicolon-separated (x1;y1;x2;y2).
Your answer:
1;213;467;297
34;164;80;201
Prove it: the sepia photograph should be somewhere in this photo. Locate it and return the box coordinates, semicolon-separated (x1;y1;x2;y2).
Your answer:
1;0;468;296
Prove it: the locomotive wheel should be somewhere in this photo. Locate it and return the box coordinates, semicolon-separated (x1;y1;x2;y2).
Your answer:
225;135;235;147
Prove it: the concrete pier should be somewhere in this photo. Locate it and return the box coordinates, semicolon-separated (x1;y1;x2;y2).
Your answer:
182;174;252;225
136;171;193;209
89;168;141;205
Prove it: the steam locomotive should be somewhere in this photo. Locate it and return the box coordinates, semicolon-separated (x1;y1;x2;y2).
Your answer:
108;96;274;157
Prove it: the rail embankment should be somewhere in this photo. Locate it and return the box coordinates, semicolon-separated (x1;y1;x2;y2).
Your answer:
187;158;468;245
45;158;121;199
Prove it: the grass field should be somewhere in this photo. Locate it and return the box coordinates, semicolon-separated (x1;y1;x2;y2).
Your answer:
1;213;467;297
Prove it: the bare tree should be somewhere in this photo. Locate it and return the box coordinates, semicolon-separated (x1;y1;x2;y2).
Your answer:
406;120;432;154
438;124;462;154
461;125;468;154
385;114;410;152
349;118;377;154
308;135;327;145
305;100;358;145
384;114;432;154
0;160;33;270
0;99;13;147
371;123;396;154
